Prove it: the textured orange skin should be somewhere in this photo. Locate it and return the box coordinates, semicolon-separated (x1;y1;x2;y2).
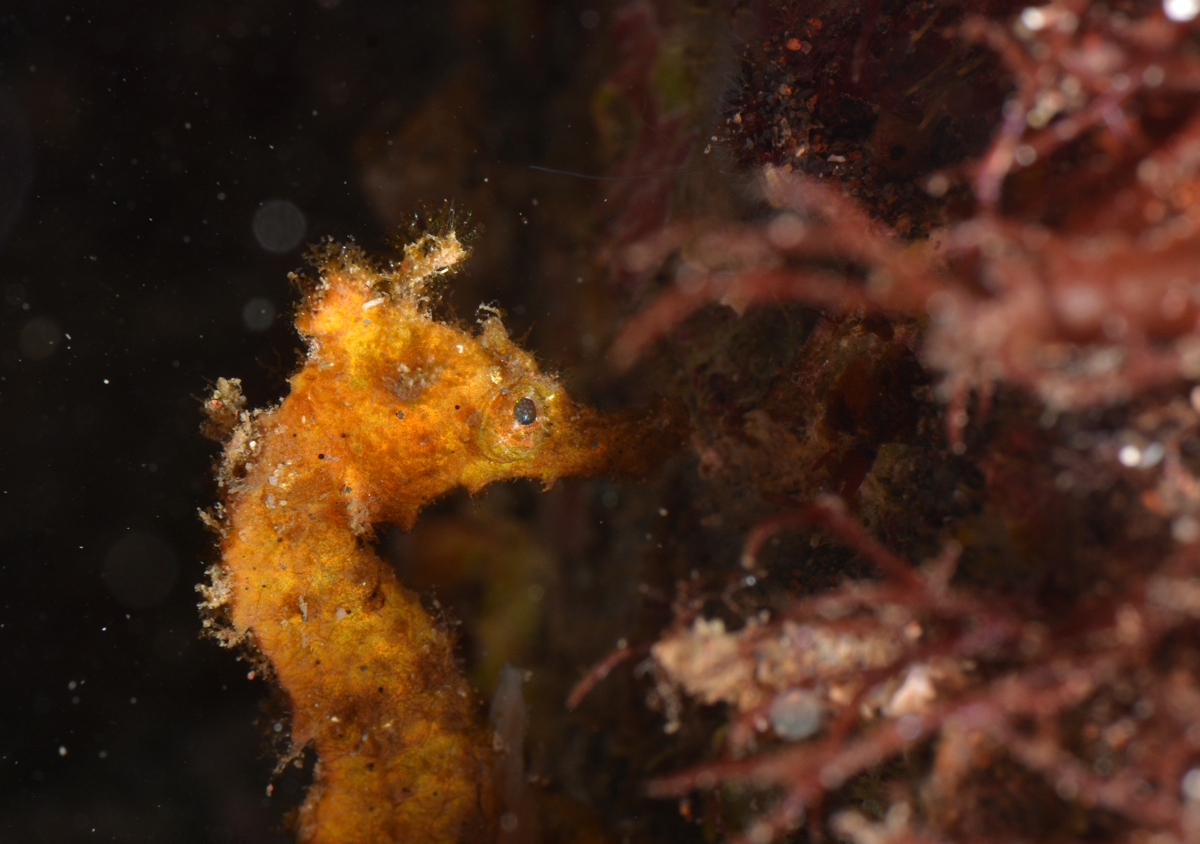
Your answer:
202;237;682;844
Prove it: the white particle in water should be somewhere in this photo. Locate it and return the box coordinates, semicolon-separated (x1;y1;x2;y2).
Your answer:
1118;444;1141;467
1183;767;1200;800
1165;0;1200;23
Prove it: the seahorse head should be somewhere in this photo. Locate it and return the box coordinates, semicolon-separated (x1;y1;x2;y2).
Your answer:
286;234;685;527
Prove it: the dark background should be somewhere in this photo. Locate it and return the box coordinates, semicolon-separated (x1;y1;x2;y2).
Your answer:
0;2;615;840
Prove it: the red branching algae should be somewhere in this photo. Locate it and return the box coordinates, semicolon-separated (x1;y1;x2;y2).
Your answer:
612;164;1200;436
577;3;1200;843
614;3;1200;416
642;497;1200;844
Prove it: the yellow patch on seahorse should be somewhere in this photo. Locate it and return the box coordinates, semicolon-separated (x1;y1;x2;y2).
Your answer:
199;227;684;844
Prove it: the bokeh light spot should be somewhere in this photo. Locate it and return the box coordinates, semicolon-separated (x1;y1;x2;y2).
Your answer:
241;296;276;332
103;531;179;610
18;316;61;360
252;199;306;254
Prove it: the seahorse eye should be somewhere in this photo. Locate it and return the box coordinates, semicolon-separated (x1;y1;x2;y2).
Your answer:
479;384;554;463
513;396;538;426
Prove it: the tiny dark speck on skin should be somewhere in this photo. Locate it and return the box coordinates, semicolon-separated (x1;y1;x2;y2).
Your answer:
395;410;404;420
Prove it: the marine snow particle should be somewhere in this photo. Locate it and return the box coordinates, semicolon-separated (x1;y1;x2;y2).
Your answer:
1164;0;1200;23
1183;767;1200;800
1118;444;1142;467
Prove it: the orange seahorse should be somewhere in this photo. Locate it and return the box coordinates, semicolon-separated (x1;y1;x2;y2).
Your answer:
198;227;683;844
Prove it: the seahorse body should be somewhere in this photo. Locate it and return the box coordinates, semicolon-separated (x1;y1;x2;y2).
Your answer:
200;233;681;844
